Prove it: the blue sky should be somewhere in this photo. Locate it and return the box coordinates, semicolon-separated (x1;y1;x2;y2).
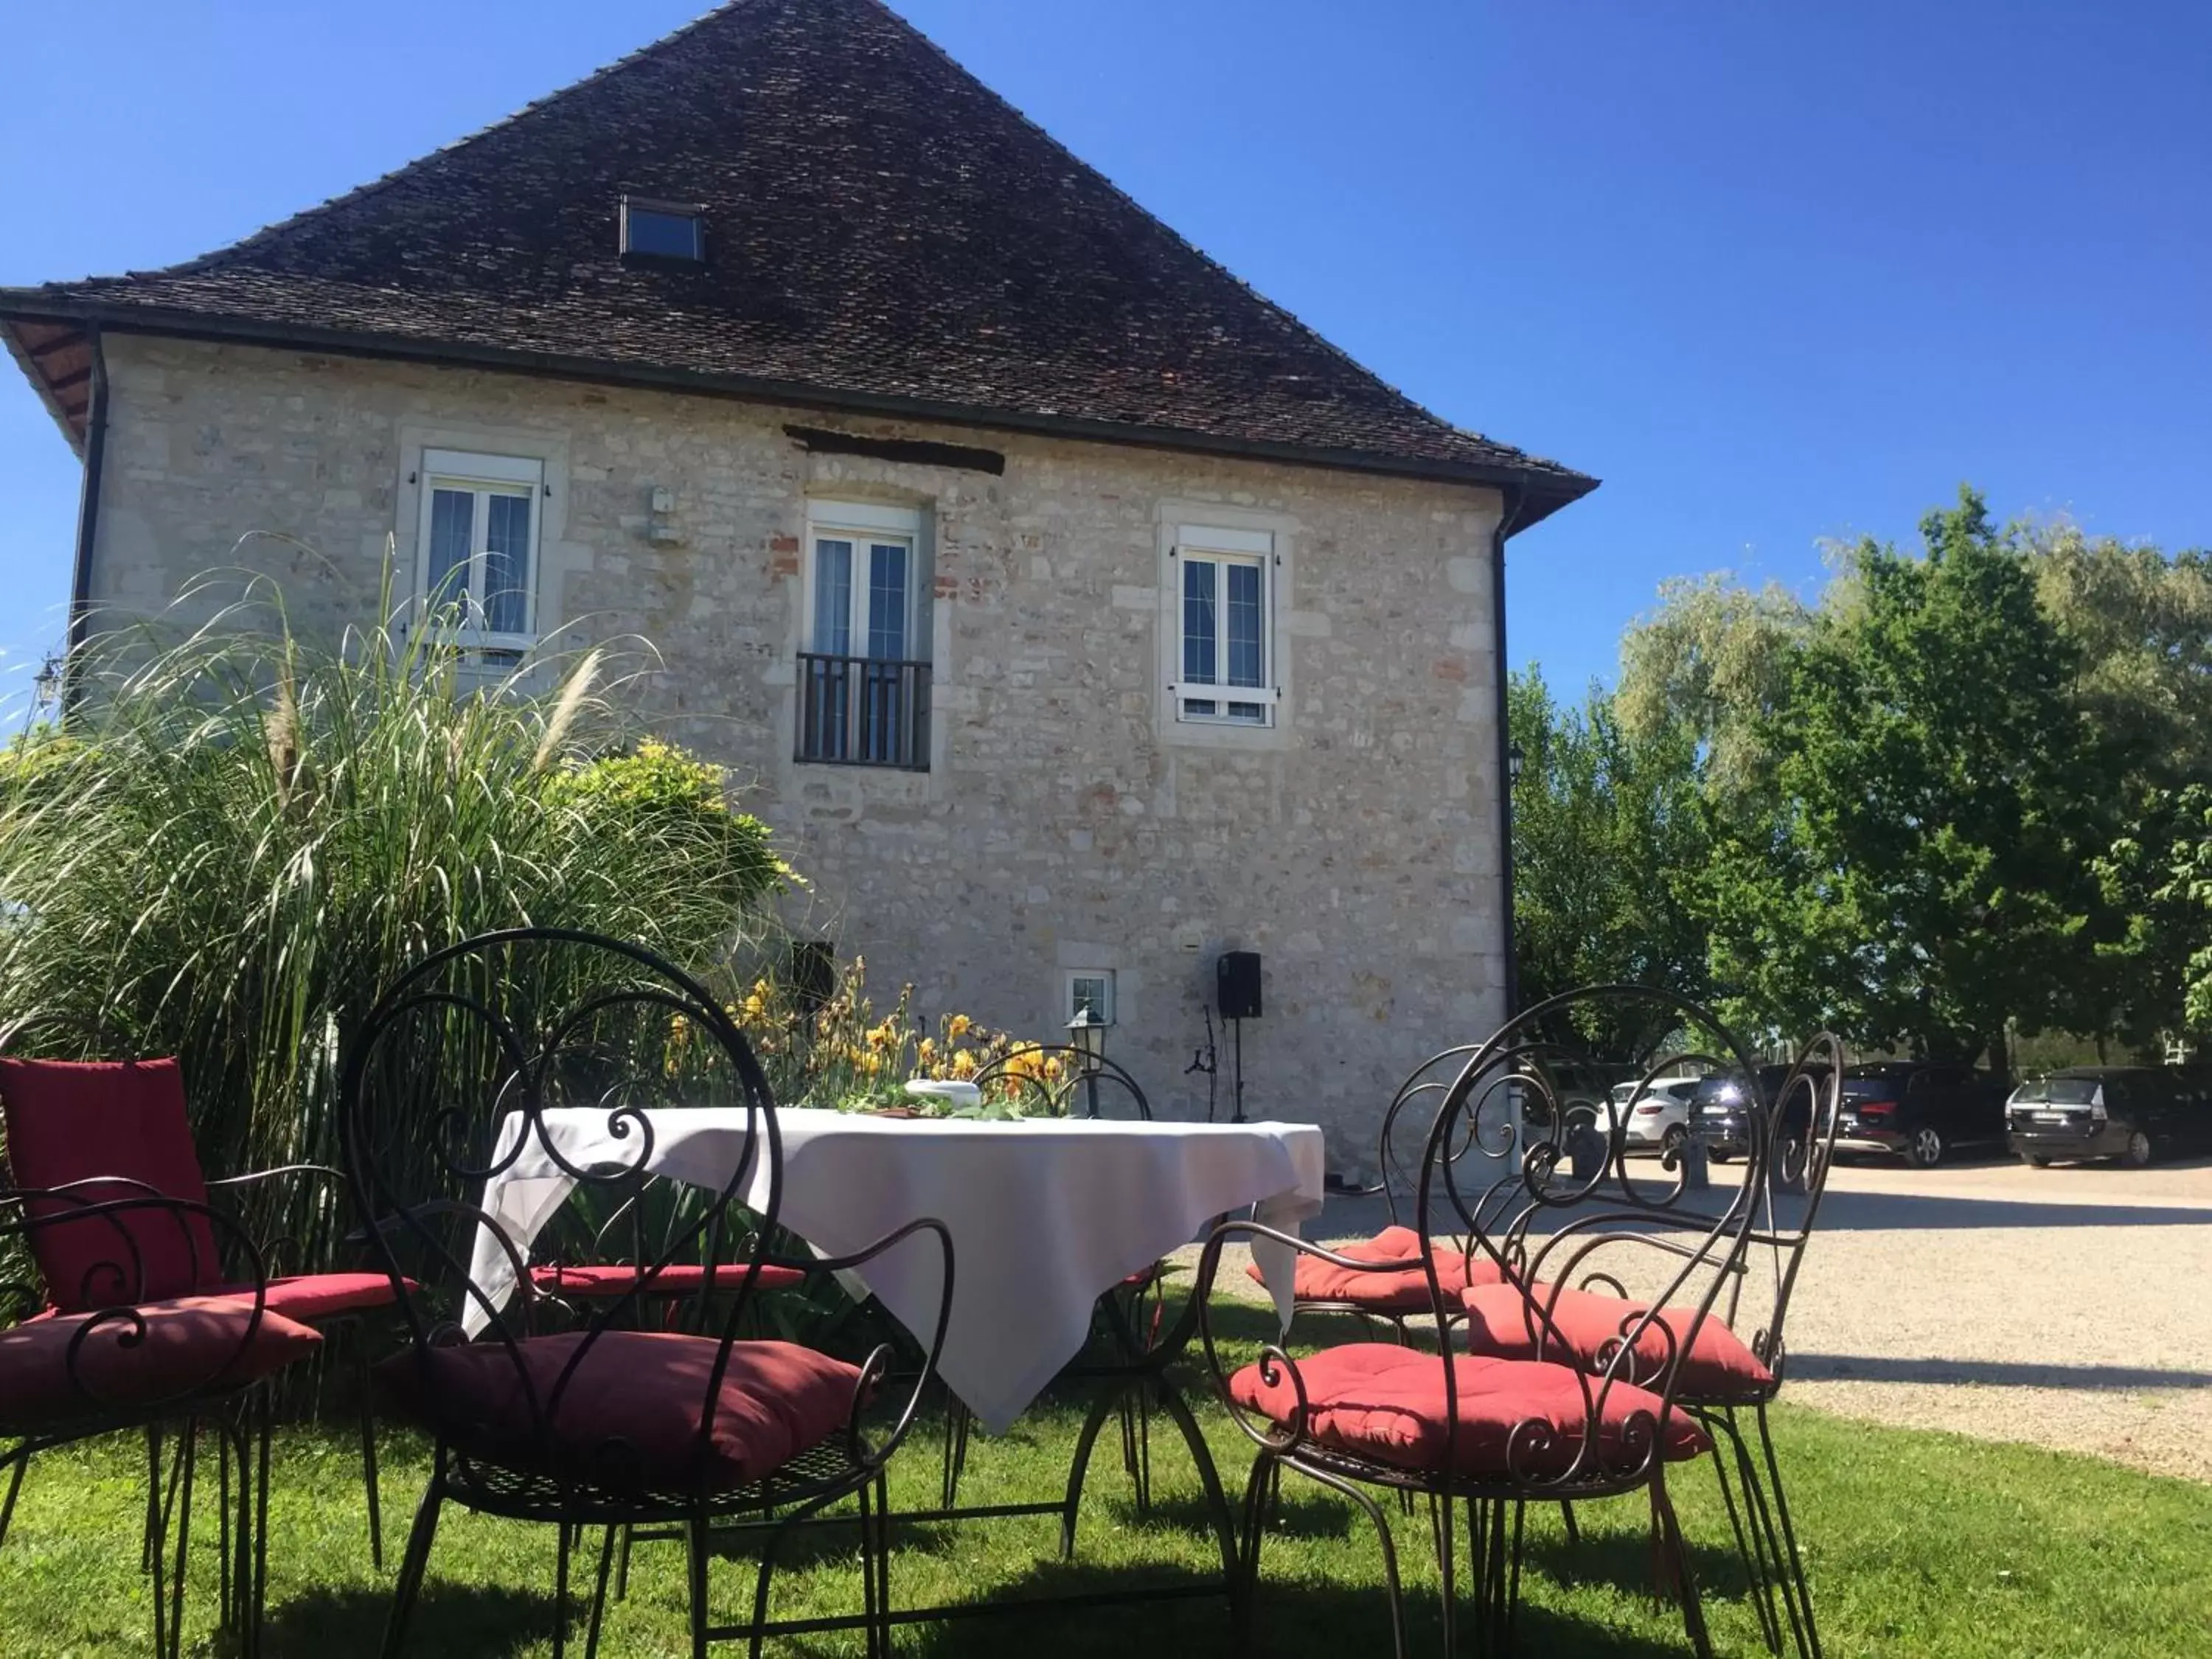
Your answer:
3;0;2207;723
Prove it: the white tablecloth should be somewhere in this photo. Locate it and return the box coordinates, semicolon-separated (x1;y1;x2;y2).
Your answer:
463;1107;1326;1433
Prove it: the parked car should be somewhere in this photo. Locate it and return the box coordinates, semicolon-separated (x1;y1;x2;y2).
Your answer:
1515;1057;1628;1133
2008;1066;2212;1166
1614;1077;1703;1155
1833;1061;2006;1168
1691;1064;1832;1162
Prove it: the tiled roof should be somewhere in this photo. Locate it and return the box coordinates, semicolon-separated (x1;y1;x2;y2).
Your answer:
1;0;1593;513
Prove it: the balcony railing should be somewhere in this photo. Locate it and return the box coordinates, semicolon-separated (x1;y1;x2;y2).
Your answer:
796;653;931;771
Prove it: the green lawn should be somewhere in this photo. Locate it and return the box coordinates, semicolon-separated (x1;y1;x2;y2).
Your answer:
4;1331;2210;1658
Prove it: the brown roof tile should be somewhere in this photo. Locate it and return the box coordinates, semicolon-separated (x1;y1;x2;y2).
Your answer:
2;0;1593;512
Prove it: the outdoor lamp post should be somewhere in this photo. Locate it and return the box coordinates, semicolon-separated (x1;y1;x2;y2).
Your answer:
1067;1006;1105;1119
1508;740;1526;787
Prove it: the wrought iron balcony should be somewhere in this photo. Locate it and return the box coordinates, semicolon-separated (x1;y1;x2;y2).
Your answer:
796;653;931;771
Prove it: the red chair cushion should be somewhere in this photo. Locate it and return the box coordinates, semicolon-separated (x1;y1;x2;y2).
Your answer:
1247;1225;1503;1314
206;1273;411;1322
1228;1341;1708;1478
0;1058;218;1311
1458;1282;1774;1401
377;1332;862;1494
0;1294;321;1432
529;1263;807;1298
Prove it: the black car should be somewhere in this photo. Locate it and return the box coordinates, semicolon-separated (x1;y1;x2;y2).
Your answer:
1691;1064;1831;1162
2008;1066;2212;1166
1834;1061;2005;1169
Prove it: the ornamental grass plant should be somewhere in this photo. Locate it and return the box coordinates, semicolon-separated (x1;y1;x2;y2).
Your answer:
0;562;790;1273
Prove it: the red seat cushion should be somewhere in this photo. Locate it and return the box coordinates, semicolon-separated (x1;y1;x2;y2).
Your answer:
1228;1341;1708;1478
1458;1282;1774;1401
529;1263;806;1298
377;1332;862;1494
206;1273;410;1322
0;1295;321;1433
1247;1225;1502;1314
0;1058;218;1310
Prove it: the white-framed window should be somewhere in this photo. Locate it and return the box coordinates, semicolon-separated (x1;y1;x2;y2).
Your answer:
807;501;919;664
799;500;928;768
1172;525;1276;726
1067;970;1116;1026
415;449;543;655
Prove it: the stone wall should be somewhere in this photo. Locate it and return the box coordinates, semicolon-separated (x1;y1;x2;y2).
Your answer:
87;333;1509;1170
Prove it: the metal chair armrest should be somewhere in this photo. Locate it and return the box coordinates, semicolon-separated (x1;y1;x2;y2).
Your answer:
754;1217;953;1471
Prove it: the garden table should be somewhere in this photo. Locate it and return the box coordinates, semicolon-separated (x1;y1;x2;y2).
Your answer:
462;1106;1326;1633
463;1106;1325;1430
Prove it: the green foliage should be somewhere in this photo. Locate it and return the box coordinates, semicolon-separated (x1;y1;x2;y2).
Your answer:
1617;571;1812;800
1693;490;2110;1062
1618;489;2212;1064
1509;667;1709;1053
546;738;794;915
0;580;790;1270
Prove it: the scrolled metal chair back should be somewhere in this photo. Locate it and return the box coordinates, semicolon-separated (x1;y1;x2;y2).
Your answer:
1365;1043;1481;1227
339;928;785;1486
1409;985;1772;1489
1730;1032;1847;1387
967;1045;1152;1119
0;1185;277;1432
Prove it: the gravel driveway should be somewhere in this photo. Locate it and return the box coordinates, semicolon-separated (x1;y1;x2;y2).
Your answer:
1182;1151;2212;1481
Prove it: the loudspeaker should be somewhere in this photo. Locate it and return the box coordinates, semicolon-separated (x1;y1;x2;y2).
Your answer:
1217;950;1263;1021
786;939;838;1018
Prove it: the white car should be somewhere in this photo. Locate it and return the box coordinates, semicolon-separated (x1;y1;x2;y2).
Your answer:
1615;1077;1702;1153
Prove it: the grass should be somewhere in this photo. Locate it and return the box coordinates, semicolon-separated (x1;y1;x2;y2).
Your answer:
4;1310;2211;1658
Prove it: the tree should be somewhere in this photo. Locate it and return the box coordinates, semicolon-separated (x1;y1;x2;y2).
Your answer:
2030;525;2212;1046
1693;489;2113;1071
1510;667;1709;1054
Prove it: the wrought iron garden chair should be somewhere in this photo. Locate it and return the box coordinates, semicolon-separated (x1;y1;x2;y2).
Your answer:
0;1055;403;1567
1254;1043;1506;1347
1458;1034;1846;1658
0;1183;318;1657
1196;986;1773;1657
340;928;952;1658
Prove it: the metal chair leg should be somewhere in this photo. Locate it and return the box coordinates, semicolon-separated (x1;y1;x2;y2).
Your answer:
1707;1411;1785;1654
686;1515;712;1659
1756;1403;1823;1659
142;1423;164;1573
0;1447;26;1554
1652;1470;1714;1659
553;1521;574;1659
353;1326;385;1571
380;1458;445;1659
1287;1463;1409;1659
585;1526;616;1659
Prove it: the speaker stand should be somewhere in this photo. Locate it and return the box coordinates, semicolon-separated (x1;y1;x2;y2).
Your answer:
1228;1015;1248;1124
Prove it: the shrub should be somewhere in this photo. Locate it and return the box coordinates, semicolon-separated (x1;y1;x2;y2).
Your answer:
0;579;792;1271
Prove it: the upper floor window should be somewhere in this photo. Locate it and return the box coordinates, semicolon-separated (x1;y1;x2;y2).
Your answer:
620;198;705;262
1174;525;1276;726
417;449;542;655
798;500;930;769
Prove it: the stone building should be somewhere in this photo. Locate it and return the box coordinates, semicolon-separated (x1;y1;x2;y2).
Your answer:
0;0;1593;1166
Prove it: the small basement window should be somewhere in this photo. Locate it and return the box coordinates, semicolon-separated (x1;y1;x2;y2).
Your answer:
1068;970;1116;1026
620;198;704;262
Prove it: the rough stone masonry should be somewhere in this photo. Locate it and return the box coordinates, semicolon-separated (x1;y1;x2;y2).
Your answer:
86;334;1511;1171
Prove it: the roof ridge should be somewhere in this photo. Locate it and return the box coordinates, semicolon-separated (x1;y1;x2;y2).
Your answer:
866;0;1526;459
114;0;759;285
